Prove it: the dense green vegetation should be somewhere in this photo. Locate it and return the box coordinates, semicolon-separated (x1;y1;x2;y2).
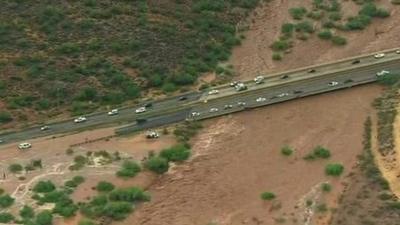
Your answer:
0;0;261;121
325;163;344;176
260;192;276;200
304;146;331;160
280;146;294;156
116;160;141;178
159;144;191;162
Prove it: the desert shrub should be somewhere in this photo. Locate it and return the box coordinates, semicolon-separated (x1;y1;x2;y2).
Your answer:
0;111;12;123
144;156;169;174
0;188;4;195
53;197;78;217
260;192;276;200
96;181;115;192
281;146;294;156
108;187;150;202
307;10;324;20
20;205;35;218
64;176;85;188
359;3;390;18
103;202;132;220
271;40;290;51
162;82;177;93
325;163;344;176
272;52;283;61
281;23;294;34
316;203;328;212
116;160;141;178
35;210;53;225
0;213;14;223
295;21;314;33
32;159;43;168
345;15;371;30
289;7;307;20
159;144;191;162
8;163;23;173
0;195;14;208
321;182;332;192
313;146;331;158
318;30;333;40
33;180;56;193
331;35;347;45
56;42;81;55
329;12;342;21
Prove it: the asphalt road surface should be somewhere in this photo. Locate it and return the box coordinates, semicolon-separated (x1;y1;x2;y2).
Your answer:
1;49;399;145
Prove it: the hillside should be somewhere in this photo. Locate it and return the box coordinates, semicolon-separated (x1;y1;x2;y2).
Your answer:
0;0;260;125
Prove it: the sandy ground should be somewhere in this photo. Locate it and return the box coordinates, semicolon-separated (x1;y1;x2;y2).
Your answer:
373;103;400;198
122;84;381;225
229;0;400;79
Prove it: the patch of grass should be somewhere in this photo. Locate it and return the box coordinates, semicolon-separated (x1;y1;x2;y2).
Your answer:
325;163;344;176
159;144;191;162
96;181;115;192
321;182;332;192
144;156;169;174
260;192;276;200
271;40;291;51
8;163;23;173
272;52;283;61
318;30;333;40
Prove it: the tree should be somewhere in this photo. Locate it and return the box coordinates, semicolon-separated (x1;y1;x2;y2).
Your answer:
9;163;23;173
108;187;150;202
0;111;13;124
289;7;307;20
313;146;331;158
35;210;53;225
159;145;191;162
144;156;169;174
0;213;14;223
260;192;276;200
33;181;56;193
96;181;115;192
20;205;35;218
0;194;14;208
325;163;344;176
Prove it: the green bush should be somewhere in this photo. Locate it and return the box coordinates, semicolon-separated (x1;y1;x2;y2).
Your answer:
281;23;294;34
325;163;344;176
321;182;332;192
79;219;97;225
33;181;56;193
160;144;191;162
328;12;342;21
35;210;53;225
0;111;12;123
116;160;141;178
281;146;294;156
144;156;169;174
108;187;150;202
359;3;390;18
271;40;290;51
295;21;314;33
316;203;328;212
260;192;276;200
289;7;307;20
8;163;23;173
0;213;14;223
313;146;331;158
64;176;85;188
56;42;81;55
331;35;347;45
318;30;333;40
103;202;132;220
345;15;371;30
96;181;115;192
307;10;324;20
272;52;283;61
20;205;35;218
0;195;14;208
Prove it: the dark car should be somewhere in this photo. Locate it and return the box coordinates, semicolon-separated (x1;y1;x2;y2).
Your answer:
178;96;188;101
352;59;360;64
136;118;147;124
293;90;303;94
281;75;289;79
308;69;316;73
344;79;354;83
144;102;153;108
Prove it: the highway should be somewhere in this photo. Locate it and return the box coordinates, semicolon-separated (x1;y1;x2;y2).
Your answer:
1;48;400;144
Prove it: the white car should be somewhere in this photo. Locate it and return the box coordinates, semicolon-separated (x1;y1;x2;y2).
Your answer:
74;116;87;123
108;109;119;116
209;108;219;113
40;126;50;131
18;142;32;150
0;140;3;143
376;70;390;77
224;104;233;109
191;112;200;117
146;131;159;139
256;97;266;102
229;81;238;87
234;83;247;91
374;53;385;59
208;90;219;95
328;81;339;86
254;76;265;84
237;102;246;106
135;107;146;113
396;50;400;54
276;93;289;98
